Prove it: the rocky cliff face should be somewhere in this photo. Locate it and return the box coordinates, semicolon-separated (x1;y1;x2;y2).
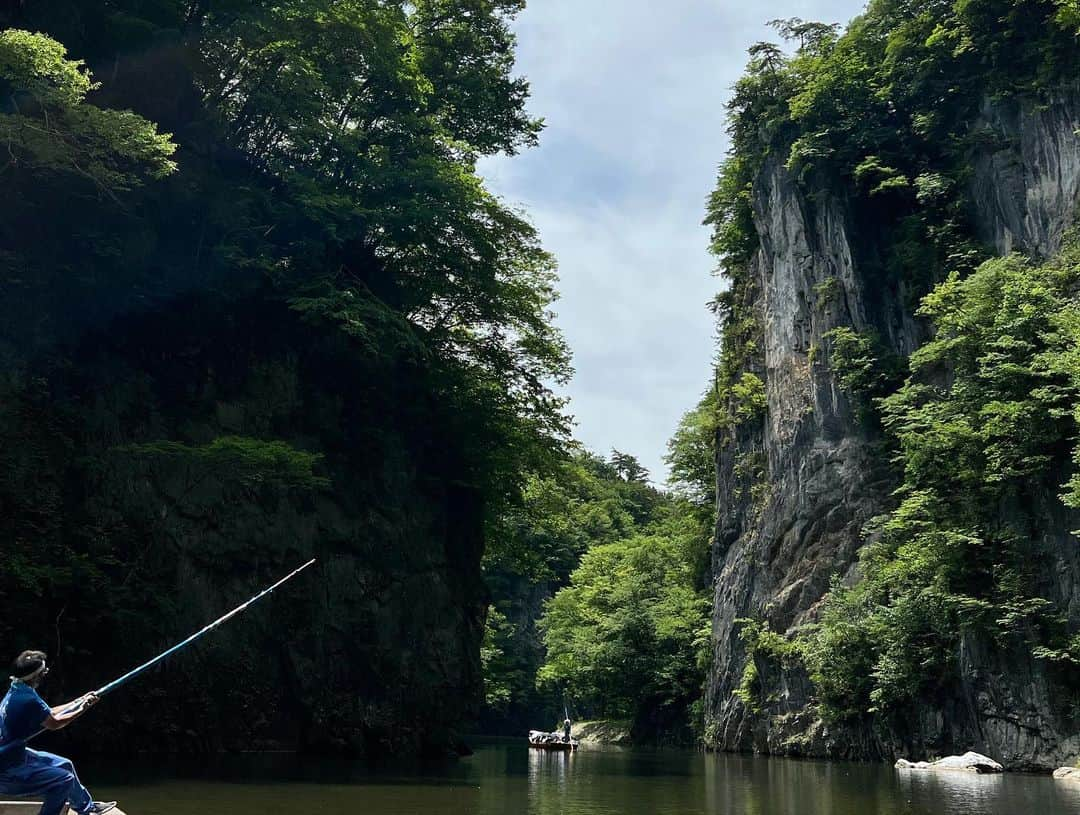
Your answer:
972;92;1080;259
705;89;1080;769
0;296;486;758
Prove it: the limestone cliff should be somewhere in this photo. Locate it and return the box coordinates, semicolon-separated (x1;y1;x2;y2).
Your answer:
0;296;486;758
705;90;1080;769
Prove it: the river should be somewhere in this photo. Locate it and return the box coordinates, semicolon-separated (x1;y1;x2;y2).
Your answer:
84;742;1080;814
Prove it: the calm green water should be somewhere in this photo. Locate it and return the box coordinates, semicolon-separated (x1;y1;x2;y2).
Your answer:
81;743;1080;815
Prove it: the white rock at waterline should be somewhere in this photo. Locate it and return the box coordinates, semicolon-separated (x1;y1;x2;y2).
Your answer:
1053;767;1080;782
895;751;1004;774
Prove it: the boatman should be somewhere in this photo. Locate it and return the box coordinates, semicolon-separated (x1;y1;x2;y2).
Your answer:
0;651;116;815
562;718;572;743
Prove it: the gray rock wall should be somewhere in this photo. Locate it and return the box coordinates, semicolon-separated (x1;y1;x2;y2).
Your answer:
0;298;486;759
705;90;1080;769
706;154;903;755
972;90;1080;258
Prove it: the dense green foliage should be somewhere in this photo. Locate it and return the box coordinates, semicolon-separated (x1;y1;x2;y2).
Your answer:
538;523;710;732
0;29;176;190
823;327;905;421
805;240;1080;717
665;389;720;510
0;1;570;755
486;452;653;584
501;453;713;740
734;619;802;714
477;447;713;741
109;437;330;491
479;451;672;731
704;0;1080;731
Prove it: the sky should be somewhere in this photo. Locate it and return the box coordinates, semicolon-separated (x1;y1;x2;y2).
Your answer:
479;0;866;484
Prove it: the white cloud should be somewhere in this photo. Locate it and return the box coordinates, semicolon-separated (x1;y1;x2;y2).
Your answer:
481;0;867;482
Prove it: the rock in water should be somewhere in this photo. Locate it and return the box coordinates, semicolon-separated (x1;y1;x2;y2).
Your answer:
1053;767;1080;782
895;752;1005;774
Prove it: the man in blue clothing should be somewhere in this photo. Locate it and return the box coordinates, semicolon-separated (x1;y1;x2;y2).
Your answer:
0;651;116;815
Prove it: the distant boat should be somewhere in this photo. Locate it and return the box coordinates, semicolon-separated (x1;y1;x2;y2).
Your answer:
528;729;578;751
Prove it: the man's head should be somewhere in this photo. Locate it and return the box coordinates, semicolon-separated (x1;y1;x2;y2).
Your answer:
11;650;48;687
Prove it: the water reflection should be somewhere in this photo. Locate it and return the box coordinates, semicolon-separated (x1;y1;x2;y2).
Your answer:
528;747;572;792
79;743;1080;815
896;766;1007;812
701;753;899;815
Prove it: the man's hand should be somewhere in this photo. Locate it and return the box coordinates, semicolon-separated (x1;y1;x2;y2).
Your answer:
46;692;100;730
80;692;100;709
68;692;99;715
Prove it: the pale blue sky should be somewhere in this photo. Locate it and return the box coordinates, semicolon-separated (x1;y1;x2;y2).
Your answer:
480;0;866;483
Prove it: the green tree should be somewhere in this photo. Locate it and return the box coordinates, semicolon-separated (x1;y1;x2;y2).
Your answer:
537;524;711;735
0;29;176;191
481;606;522;711
665;389;719;509
610;449;650;483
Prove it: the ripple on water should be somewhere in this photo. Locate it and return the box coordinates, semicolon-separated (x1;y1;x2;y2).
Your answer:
83;743;1080;815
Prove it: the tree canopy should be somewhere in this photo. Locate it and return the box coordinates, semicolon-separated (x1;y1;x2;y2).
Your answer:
0;29;176;190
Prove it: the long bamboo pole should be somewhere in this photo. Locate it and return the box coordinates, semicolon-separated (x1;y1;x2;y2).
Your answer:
0;558;317;754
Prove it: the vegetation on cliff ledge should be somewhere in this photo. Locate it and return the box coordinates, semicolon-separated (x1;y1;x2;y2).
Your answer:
706;0;1080;727
808;238;1080;718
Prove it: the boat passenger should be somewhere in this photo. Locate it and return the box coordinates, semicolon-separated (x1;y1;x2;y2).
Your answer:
0;651;117;815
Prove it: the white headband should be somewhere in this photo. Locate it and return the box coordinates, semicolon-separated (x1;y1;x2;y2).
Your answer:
10;661;47;682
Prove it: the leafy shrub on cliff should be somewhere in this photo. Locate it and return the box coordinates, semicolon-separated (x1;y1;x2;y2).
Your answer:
824;327;905;417
666;389;720;510
806;240;1080;715
109;437;329;491
824;328;880;395
730;372;767;424
735;619;803;713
